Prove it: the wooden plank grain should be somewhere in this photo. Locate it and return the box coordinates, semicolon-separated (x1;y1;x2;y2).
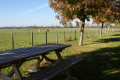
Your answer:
12;64;22;80
0;43;71;65
0;44;69;58
25;57;82;80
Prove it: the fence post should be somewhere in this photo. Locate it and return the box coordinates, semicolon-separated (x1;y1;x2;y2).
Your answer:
75;30;76;40
70;30;72;40
31;32;33;46
12;32;14;49
56;31;58;44
88;27;90;37
64;30;66;42
46;31;47;44
46;30;49;44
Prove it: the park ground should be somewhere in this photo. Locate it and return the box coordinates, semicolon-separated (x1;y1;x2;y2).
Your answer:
0;28;120;80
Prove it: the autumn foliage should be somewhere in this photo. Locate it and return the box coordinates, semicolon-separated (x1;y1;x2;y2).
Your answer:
49;0;119;45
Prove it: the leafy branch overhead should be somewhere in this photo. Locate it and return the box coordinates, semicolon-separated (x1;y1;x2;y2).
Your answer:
49;0;119;23
93;0;120;24
49;0;98;22
49;0;119;45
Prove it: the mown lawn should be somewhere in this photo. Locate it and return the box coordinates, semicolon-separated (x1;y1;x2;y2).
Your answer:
0;28;120;80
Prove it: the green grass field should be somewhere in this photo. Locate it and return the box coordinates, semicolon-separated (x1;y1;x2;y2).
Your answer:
0;28;116;51
0;28;120;80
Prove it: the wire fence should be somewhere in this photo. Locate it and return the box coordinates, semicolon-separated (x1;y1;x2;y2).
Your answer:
0;27;118;51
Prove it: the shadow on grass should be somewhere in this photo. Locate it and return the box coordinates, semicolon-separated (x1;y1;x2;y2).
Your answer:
95;37;120;43
26;46;120;80
59;46;120;80
112;34;120;37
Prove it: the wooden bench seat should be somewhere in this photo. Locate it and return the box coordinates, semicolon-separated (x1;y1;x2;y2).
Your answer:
25;57;82;80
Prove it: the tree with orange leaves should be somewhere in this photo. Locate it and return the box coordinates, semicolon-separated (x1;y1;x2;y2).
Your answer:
49;0;116;45
113;0;120;25
92;0;119;37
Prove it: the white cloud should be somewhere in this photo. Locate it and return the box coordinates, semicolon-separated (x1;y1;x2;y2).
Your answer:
21;3;48;15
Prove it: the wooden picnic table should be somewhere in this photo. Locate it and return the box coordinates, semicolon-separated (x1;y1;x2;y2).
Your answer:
0;43;82;80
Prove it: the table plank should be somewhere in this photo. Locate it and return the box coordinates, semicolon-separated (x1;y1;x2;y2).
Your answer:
0;43;71;65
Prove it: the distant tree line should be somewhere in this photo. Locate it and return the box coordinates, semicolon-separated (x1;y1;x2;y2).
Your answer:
0;24;119;29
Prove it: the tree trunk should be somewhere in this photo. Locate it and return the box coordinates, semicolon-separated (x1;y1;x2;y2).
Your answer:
79;20;82;33
107;25;110;35
79;19;85;46
100;22;104;38
105;26;107;34
97;24;99;35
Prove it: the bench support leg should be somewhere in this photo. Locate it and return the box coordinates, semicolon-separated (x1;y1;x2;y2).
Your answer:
0;73;15;80
34;57;43;71
28;57;43;72
7;69;14;77
64;70;73;80
8;61;23;77
55;51;73;80
42;54;56;63
0;66;1;72
12;64;22;80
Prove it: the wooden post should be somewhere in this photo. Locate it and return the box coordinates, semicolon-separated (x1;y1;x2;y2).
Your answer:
70;30;71;40
55;51;73;80
31;32;33;46
92;27;93;36
56;31;58;44
12;32;14;49
45;30;49;44
107;25;110;35
12;64;22;80
0;73;14;80
0;66;1;72
64;30;66;42
88;28;89;36
46;31;47;44
75;30;76;40
105;27;107;34
34;57;42;71
89;27;91;36
8;62;23;77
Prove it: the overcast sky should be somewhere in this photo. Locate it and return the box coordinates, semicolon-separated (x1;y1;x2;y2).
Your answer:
0;0;92;27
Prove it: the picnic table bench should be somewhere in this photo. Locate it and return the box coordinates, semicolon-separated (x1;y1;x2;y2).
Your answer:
0;43;82;80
